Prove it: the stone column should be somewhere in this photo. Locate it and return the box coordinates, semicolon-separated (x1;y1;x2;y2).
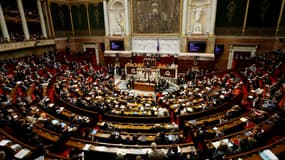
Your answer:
37;0;47;38
95;44;100;65
181;0;188;35
0;3;10;41
103;0;110;36
42;1;51;37
210;0;217;35
227;45;234;70
17;0;30;40
124;0;130;35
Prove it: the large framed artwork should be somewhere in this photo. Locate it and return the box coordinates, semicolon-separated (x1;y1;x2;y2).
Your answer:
131;0;181;34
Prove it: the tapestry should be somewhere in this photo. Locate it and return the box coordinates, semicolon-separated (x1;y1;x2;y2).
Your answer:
50;3;72;37
88;3;105;35
71;4;88;35
132;0;181;34
247;0;282;35
215;0;247;35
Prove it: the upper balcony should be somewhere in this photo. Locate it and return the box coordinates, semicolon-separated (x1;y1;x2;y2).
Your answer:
0;39;55;53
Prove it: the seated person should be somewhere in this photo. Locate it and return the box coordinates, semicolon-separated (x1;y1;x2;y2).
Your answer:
137;133;147;144
167;144;182;160
155;131;167;145
213;140;232;159
147;142;167;160
225;105;242;120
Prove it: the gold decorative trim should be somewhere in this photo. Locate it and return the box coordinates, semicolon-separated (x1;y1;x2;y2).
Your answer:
49;0;102;4
275;0;285;36
242;0;250;35
189;0;212;7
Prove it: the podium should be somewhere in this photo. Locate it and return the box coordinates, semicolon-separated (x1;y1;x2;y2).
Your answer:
125;63;178;92
134;82;155;92
125;63;178;80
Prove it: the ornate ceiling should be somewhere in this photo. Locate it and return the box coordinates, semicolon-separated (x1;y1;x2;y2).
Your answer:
49;0;103;4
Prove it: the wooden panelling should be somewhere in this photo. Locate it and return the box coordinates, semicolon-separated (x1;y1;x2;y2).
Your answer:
176;59;215;73
104;56;115;66
214;37;279;71
55;36;282;73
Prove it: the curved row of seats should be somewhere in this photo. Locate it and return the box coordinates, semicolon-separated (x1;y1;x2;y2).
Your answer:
0;51;284;160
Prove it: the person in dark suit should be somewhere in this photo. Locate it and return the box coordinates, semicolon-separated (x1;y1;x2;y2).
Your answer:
167;144;182;160
155;131;167;145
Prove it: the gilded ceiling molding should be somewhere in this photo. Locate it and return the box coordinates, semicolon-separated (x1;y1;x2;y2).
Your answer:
49;0;103;5
189;0;211;8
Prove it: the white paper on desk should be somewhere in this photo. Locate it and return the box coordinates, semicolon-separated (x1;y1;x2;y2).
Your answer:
168;135;177;141
91;129;98;135
83;144;91;151
212;139;233;149
51;119;59;125
10;144;21;151
259;149;279;160
244;131;252;136
188;120;196;125
181;146;196;153
223;139;233;147
14;148;30;159
34;155;45;160
143;148;152;154
117;148;127;156
212;141;220;149
0;139;11;146
240;117;248;122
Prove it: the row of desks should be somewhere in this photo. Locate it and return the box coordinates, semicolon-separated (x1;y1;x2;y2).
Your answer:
32;124;196;155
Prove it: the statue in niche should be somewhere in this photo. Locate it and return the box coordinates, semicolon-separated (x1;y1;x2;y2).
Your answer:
226;0;237;23
259;0;270;22
193;7;203;34
194;7;202;22
114;9;124;34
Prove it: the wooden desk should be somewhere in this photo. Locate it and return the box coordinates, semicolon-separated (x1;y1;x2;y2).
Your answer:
104;113;172;123
134;82;155;92
125;63;178;79
243;142;285;160
224;137;285;160
33;121;197;155
97;121;179;133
